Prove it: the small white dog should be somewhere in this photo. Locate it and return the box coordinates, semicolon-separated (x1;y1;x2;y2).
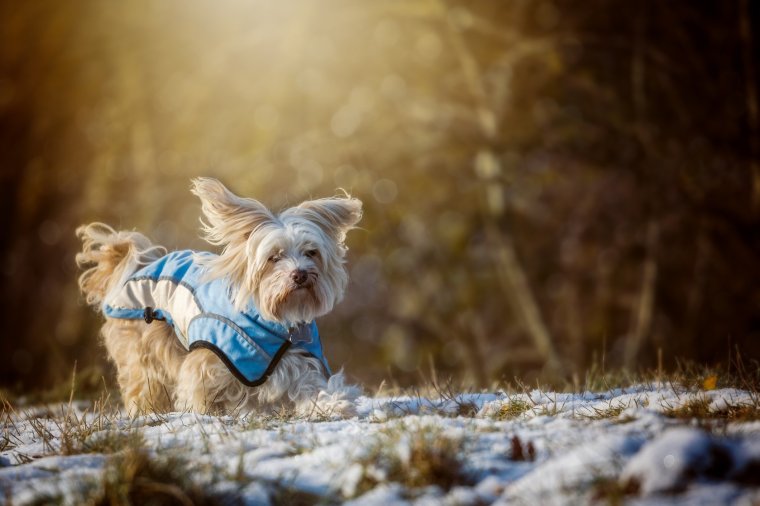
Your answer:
76;178;362;416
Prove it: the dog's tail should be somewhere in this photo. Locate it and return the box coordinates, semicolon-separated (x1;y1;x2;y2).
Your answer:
75;223;166;308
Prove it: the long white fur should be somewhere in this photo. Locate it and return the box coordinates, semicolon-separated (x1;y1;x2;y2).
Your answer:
76;178;362;417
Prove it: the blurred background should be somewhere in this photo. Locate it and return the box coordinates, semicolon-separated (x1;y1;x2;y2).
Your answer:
1;0;759;392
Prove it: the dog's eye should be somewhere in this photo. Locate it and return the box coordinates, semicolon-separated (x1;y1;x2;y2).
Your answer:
305;249;318;258
268;254;282;263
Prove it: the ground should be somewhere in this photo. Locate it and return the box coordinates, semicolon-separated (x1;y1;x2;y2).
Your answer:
2;383;759;505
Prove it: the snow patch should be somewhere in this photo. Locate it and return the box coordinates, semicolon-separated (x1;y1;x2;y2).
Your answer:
1;386;759;505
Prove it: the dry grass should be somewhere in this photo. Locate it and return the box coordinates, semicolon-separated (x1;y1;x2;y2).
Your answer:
575;399;647;422
590;476;640;505
3;379;137;459
93;445;225;506
351;424;472;498
491;399;532;420
269;483;325;506
1;366;117;407
663;397;760;422
562;350;760;396
580;405;628;421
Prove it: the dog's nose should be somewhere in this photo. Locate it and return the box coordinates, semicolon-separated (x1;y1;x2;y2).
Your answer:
291;269;309;285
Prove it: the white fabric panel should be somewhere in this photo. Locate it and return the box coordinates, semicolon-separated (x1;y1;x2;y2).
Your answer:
107;279;202;348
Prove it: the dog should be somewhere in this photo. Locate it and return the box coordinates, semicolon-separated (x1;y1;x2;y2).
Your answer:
76;177;362;417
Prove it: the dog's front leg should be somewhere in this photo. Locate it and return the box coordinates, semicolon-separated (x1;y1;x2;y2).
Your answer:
174;348;250;414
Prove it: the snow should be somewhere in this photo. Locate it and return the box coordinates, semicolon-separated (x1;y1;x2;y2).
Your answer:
621;426;760;496
1;385;759;505
621;427;722;495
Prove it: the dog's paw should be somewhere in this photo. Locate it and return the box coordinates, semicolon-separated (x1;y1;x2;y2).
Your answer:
326;373;362;401
295;390;357;419
317;391;358;419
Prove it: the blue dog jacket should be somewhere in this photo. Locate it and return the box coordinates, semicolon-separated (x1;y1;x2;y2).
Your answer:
102;250;331;386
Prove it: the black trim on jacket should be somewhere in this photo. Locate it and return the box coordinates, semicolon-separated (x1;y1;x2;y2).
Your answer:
189;340;292;387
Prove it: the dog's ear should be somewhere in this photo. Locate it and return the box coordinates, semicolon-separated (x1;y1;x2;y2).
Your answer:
294;195;363;243
191;177;275;246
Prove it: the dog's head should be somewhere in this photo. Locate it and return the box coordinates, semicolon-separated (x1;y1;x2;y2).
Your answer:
191;178;362;325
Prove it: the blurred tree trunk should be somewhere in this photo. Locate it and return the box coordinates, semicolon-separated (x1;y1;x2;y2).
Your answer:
624;220;659;368
491;231;563;374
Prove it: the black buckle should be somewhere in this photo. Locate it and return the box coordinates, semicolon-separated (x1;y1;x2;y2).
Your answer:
143;307;165;324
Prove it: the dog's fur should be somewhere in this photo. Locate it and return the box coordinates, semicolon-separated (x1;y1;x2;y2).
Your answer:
76;178;362;416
